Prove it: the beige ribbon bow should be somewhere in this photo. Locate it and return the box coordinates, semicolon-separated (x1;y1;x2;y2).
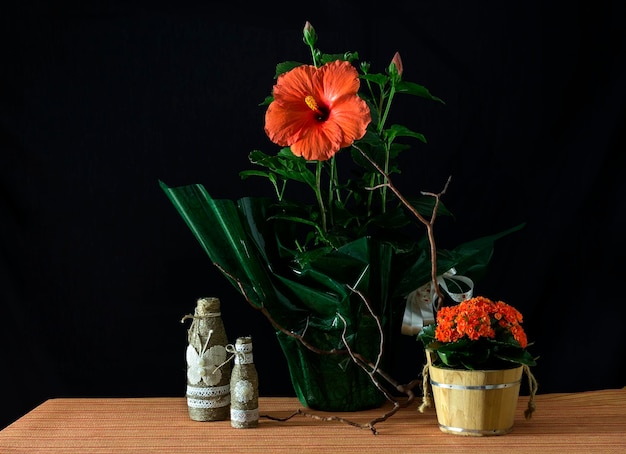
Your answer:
401;268;474;335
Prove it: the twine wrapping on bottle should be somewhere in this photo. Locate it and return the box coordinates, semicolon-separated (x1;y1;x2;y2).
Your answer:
181;297;231;422
229;336;259;428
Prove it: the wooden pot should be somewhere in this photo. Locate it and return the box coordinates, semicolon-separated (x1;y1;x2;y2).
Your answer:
427;352;523;436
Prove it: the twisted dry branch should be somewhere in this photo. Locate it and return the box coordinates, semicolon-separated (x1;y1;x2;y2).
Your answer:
352;143;451;311
212;263;421;434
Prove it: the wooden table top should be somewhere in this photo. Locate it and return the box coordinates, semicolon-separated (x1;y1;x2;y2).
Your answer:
1;389;625;453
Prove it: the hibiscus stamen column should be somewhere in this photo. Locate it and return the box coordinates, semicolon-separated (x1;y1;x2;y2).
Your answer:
181;297;231;421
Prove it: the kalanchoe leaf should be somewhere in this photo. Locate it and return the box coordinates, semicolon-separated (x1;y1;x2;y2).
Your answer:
437;350;461;368
417;323;437;344
494;349;537;367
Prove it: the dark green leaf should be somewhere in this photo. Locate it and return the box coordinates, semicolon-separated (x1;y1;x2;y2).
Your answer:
384;124;427;144
320;52;359;64
396;80;445;104
159;181;274;310
247;149;317;187
360;73;389;86
275;61;304;78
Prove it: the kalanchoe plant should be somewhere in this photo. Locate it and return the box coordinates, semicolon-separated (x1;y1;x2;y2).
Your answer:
418;296;537;370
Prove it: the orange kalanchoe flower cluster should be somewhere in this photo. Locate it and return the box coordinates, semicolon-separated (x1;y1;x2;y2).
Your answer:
434;296;528;348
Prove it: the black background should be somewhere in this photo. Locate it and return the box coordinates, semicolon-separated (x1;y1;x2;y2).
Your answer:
2;0;625;429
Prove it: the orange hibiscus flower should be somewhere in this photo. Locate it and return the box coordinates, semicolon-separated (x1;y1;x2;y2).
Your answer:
264;60;371;161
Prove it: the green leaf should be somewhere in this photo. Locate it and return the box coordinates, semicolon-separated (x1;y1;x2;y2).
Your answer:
275;61;304;78
439;223;526;281
394;223;526;296
359;73;389;86
384;124;427;144
417;323;437;346
159;181;273;310
274;274;351;319
320;52;359;64
493;345;537;367
259;95;273;106
247;149;317;188
405;195;454;219
395;80;445;104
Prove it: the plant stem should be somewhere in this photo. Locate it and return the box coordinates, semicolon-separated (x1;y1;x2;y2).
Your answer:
315;160;327;232
378;84;396;135
328;157;339;227
378;84;396;213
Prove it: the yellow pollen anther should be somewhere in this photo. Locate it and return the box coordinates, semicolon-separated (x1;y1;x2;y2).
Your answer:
304;95;322;115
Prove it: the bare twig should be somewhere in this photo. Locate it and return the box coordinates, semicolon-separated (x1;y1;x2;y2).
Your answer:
212;262;420;433
260;409;380;434
352;143;450;310
214;262;348;356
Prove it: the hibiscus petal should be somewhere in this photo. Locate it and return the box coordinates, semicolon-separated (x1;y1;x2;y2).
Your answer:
316;60;361;103
265;102;314;146
330;95;371;147
291;120;343;161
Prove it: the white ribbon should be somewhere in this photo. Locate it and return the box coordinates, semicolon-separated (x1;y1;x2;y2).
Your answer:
401;268;474;335
230;408;259;423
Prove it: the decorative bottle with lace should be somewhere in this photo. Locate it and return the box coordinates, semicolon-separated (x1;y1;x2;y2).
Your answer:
229;336;259;428
182;297;231;421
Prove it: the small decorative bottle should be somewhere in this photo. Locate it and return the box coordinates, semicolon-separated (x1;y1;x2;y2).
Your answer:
182;297;231;421
229;336;259;428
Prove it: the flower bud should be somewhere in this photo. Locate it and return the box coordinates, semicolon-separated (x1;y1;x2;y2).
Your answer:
389;51;403;81
303;21;317;47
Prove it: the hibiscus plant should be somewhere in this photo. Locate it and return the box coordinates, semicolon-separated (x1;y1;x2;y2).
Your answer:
160;21;523;414
242;22;447;254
